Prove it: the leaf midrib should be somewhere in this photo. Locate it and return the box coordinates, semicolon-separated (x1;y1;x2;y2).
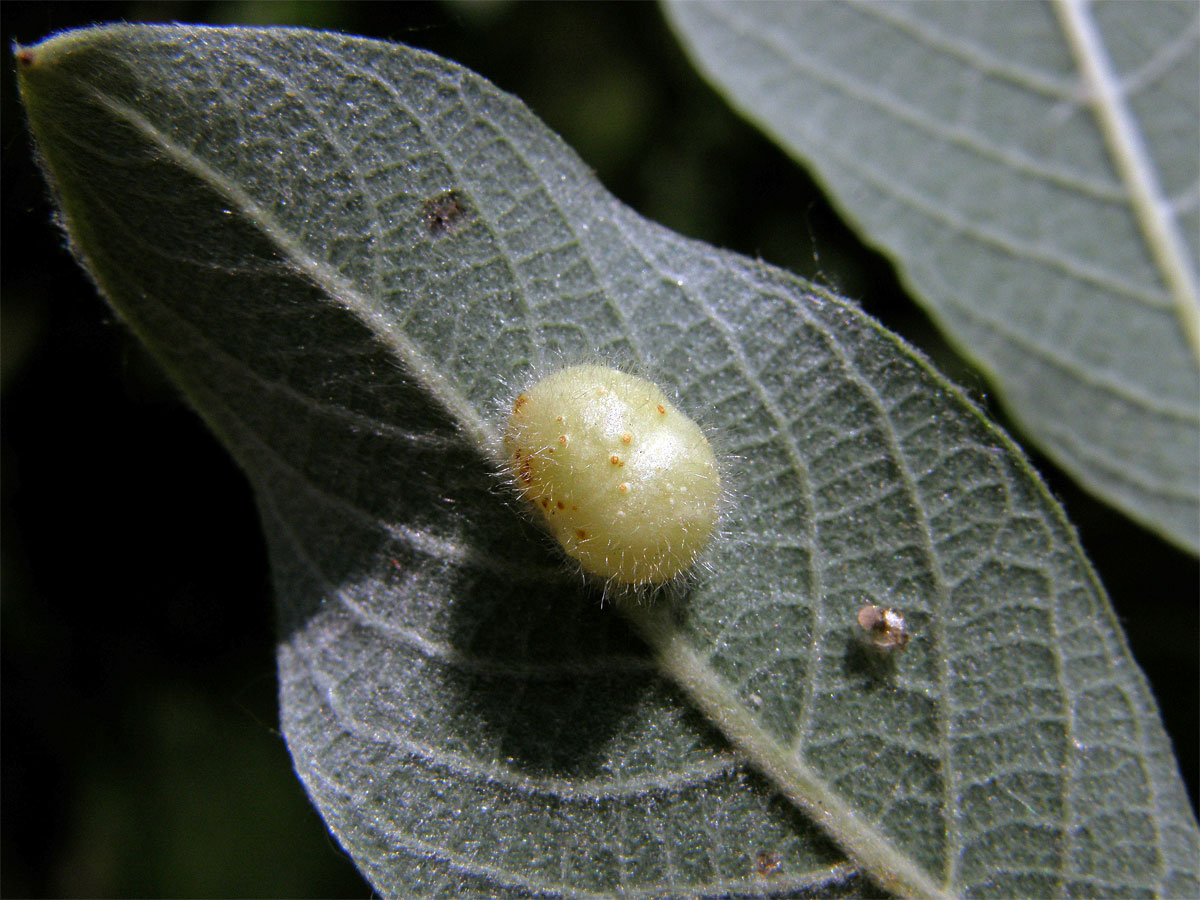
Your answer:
624;602;953;900
1052;0;1200;363
62;58;494;457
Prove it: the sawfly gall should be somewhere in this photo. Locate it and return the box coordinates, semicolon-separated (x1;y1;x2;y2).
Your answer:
503;365;720;586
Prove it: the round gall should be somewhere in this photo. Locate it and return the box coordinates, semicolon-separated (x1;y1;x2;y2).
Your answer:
503;366;720;586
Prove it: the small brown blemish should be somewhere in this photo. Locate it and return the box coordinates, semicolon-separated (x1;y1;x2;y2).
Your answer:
423;190;470;235
556;415;564;423
857;605;910;651
656;404;666;415
620;432;632;444
518;463;533;485
513;392;529;413
556;500;566;510
575;529;588;540
618;482;630;493
755;851;782;877
558;434;568;445
15;47;36;68
609;454;624;466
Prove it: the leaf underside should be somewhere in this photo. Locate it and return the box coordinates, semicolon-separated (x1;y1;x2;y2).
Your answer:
17;24;1199;899
664;0;1200;553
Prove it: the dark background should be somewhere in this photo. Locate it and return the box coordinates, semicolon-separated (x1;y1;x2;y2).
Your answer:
3;2;1196;896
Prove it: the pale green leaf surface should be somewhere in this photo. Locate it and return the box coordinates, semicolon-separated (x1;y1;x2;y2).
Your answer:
17;24;1199;899
663;0;1200;552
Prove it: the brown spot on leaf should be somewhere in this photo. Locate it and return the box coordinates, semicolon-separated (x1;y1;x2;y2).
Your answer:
423;190;470;235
